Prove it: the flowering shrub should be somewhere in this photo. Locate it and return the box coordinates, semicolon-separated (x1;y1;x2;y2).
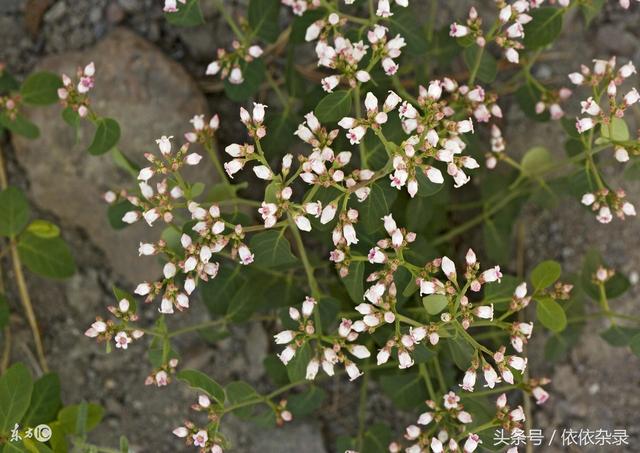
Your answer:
1;0;640;452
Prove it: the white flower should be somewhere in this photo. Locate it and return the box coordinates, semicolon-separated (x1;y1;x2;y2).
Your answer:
306;358;320;380
345;362;363;381
274;330;295;344
349;345;371;359
253;165;273;180
441;256;456;279
295;215;312;232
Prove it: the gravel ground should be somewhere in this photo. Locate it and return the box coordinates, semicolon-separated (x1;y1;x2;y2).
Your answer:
1;1;640;452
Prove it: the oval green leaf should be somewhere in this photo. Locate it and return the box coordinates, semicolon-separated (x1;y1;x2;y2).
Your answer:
0;187;30;237
422;294;448;315
535;297;567;333
17;233;76;279
530;260;561;292
315;90;352;123
87;118;121;155
20;72;62;105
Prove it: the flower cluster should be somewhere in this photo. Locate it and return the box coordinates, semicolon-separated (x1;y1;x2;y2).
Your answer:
581;189;636;223
571;58;638;134
275;296;371;381
84;297;144;350
450;3;531;64
57;61;95;118
206;42;263;85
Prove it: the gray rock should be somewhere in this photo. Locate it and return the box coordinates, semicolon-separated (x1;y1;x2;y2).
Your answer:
12;28;210;285
43;1;66;22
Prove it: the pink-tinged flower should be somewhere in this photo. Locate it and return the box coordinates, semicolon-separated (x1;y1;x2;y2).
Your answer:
368;246;386;264
568;72;585;85
274;330;295;344
581;193;596;206
580;97;601;116
346;126;367;145
482;266;502;283
615;147;630;163
483;364;501;388
449;23;470;37
278;345;296;364
229;66;244;84
624;88;640;106
302;296;316;317
320;203;337;224
376;348;390;365
238;245;254;265
192;430;208;448
457;411;473;424
349;345;371;359
224;159;245;178
345;362;363;380
474;304;494;320
510;405;526;422
461;368;477;391
431;437;444;453
306;358;320;380
405;424;420;440
114;331;132;349
343;223;358;245
295;215;312;232
211;445;223;453
597;206;613;223
425;167;444;184
173;427;188;438
417;411;433;425
206;60;221;75
532;386;550;404
457;118;474;134
441;256;456;280
248;45;263;58
398;350;414;369
84;320;107;338
576;117;595;133
376;0;392;17
463;433;481;452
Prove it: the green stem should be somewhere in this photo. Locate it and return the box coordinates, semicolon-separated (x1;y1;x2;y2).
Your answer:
419;363;437;401
287;215;323;333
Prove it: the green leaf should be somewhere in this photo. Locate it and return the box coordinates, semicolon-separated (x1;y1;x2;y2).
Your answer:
87;118;120;155
422;294;448;315
224;59;266;102
600;117;630;142
23;373;61;426
264;355;289;387
580;249;630;300
17;233;76;279
580;0;605;25
530;260;561;292
515;81;550;122
600;325;640;347
315;90;352;123
164;0;204;26
57;403;103;435
249;230;298;268
177;369;225;404
535;296;567;333
0;113;39;139
20;72;62;105
0;363;33;434
288;386;326;417
363;423;392;453
341;261;364;303
0;294;8;330
521;146;553;176
0;187;30;237
523;7;564;49
359;181;398;233
225;381;260;418
248;0;281;43
26;220;60;239
380;373;426;410
447;335;474;371
630;333;640;358
287;342;313;382
386;8;428;56
110;148;140;178
463;45;497;83
61;106;80;130
0;71;20;94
